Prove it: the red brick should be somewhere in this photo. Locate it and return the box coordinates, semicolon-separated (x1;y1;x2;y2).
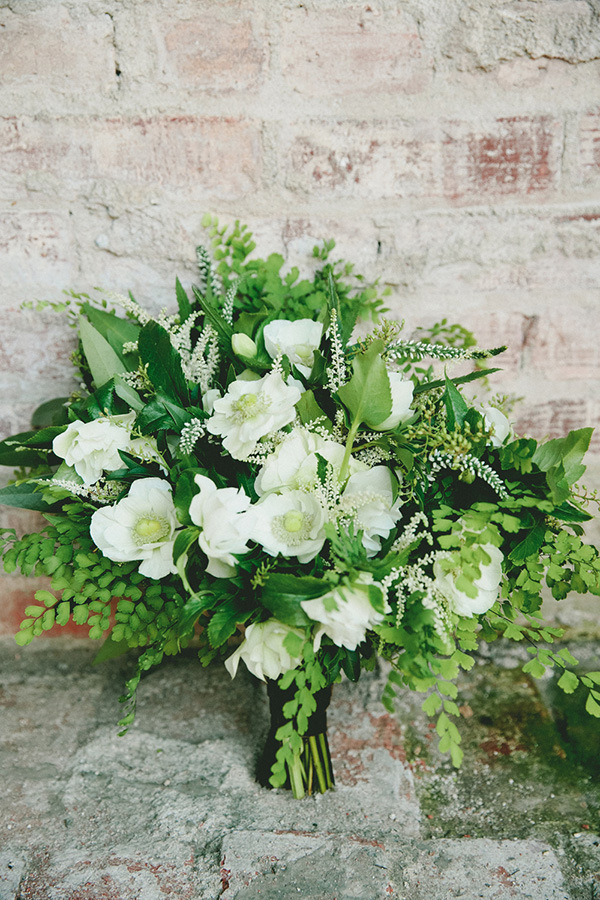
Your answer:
286;120;439;199
0;6;115;90
281;6;431;96
0;576;91;637
285;116;562;202
162;13;265;91
442;116;562;200
0;116;263;195
579;109;600;173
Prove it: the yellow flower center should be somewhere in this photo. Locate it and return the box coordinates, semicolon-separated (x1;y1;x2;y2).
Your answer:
283;510;304;533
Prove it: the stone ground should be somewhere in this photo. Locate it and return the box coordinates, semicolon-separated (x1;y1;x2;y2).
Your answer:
0;636;599;900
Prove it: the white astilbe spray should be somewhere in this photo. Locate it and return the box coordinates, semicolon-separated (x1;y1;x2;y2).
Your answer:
355;445;391;467
49;478;124;504
222;281;237;325
179;418;206;455
196;245;222;297
391;511;433;553
108;291;153;325
325;310;347;392
428;448;508;499
389;552;452;637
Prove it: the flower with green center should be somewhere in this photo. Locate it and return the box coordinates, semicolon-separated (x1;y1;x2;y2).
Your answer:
206;371;301;460
252;490;327;563
90;478;179;579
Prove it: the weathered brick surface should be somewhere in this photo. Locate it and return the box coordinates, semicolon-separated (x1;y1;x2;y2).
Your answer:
0;116;263;196
0;5;116;95
281;6;432;96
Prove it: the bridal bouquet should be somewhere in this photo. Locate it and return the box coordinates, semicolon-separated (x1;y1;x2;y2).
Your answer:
1;219;599;799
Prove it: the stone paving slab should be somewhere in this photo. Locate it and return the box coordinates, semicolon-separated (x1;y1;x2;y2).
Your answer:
1;638;599;899
221;832;568;900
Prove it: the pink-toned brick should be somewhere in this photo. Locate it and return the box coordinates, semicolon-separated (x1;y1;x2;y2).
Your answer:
0;307;76;401
0;6;115;90
286;120;439;199
442;116;562;200
515;398;590;443
162;13;265;91
579;108;600;173
281;6;431;96
285;116;562;202
0;116;263;195
0;575;91;637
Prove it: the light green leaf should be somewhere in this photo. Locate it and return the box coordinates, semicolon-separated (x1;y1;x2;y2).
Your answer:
337;341;392;429
79;316;126;387
557;669;579;694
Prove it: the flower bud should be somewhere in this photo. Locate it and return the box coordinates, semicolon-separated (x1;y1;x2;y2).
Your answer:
232;333;257;359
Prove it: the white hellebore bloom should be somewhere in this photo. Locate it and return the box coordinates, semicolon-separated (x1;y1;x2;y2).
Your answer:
53;413;139;485
206;372;301;460
188;474;254;578
90;478;178;579
263;318;324;377
434;544;504;617
253;490;327;563
481;406;511;448
340;466;402;555
375;371;414;431
224;619;305;682
255;426;364;496
301;574;390;651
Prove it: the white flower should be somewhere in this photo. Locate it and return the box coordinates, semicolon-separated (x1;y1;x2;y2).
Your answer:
434;544;504;617
206;372;301;460
263;318;324;377
53;413;136;485
301;574;389;651
339;466;402;555
188;474;254;578
224;619;304;682
255;426;365;496
202;388;221;414
481;406;511;447
375;372;414;431
90;478;178;579
252;490;327;563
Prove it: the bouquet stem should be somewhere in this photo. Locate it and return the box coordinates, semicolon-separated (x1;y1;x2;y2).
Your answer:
258;680;335;798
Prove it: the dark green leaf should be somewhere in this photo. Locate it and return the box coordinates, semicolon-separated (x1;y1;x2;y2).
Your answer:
413;368;501;395
175;277;192;322
138;321;190;405
31;397;70;428
508;523;546;563
82;304;140;359
443;374;469;429
79;316;127;387
0;481;53;510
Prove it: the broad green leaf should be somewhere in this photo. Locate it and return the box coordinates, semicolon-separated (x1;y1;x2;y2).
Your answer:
207;602;250;648
191;285;234;346
176;593;215;637
533;428;594;484
508;523;546;563
79;316;126;387
114;375;144;411
296;390;329;426
82;304;139;358
0;431;54;468
585;692;600;717
337;340;392;429
443;374;469;429
0;481;53;510
176;277;192;322
138;321;190;405
31;397;70;428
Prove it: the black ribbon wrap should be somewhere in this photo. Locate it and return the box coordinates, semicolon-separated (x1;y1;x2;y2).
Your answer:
256;680;334;788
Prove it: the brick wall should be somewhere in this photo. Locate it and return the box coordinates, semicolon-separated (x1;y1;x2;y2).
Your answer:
1;0;599;632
